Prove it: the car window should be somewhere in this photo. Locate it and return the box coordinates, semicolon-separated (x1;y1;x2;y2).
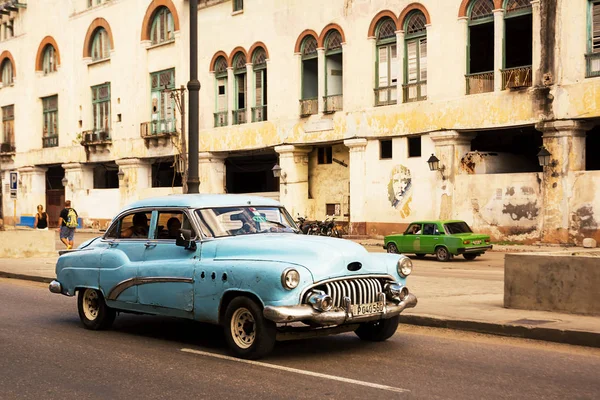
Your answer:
105;211;152;239
405;223;421;235
422;223;437;235
444;222;473;234
196;206;297;238
153;211;196;240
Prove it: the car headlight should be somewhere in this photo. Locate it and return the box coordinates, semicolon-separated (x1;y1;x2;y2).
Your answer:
397;257;413;277
281;268;300;290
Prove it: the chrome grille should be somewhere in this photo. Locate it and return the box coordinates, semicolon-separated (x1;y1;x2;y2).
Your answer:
310;277;386;308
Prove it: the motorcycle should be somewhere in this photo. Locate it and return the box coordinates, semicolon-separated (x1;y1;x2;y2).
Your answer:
296;216;318;235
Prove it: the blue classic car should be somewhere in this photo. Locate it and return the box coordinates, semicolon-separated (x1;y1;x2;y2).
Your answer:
49;194;417;359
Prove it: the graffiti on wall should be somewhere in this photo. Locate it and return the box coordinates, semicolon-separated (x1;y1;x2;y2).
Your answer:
387;165;412;218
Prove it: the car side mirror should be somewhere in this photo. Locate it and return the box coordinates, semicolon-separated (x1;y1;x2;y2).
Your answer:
176;229;197;251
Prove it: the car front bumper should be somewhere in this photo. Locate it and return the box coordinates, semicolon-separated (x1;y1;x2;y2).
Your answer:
263;293;417;325
457;245;493;254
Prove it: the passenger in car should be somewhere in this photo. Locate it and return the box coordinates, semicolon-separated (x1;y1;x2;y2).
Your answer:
167;217;182;239
121;213;149;238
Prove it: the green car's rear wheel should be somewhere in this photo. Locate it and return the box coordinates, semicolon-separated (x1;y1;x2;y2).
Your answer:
386;243;399;254
463;253;478;260
435;246;451;262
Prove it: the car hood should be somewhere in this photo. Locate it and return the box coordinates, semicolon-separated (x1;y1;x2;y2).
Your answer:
208;234;393;282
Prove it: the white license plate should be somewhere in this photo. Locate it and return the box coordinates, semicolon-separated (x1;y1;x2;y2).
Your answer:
352;301;384;316
472;240;482;245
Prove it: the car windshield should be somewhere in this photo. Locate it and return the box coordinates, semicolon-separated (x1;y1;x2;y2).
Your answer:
444;222;473;234
195;206;298;238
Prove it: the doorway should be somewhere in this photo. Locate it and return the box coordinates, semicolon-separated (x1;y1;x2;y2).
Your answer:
46;166;65;228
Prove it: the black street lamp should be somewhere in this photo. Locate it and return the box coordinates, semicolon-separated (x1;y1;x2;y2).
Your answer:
536;146;552;167
427;153;446;180
187;0;201;193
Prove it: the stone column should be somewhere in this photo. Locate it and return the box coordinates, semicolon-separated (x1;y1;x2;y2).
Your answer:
395;30;405;102
62;163;94;206
227;67;235;124
317;48;325;113
116;158;151;208
199;152;227;194
245;62;254;123
429;131;476;220
457;17;469;95
274;145;311;218
344;138;368;235
531;0;541;86
493;9;505;92
536;120;590;244
17;166;47;222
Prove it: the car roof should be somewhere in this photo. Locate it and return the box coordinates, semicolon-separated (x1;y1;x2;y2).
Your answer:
123;194;281;211
410;220;465;225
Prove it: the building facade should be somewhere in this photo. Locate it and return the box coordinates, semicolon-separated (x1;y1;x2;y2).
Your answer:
0;0;599;244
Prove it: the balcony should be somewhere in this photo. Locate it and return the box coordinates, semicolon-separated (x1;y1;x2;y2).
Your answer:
323;95;343;114
299;98;318;117
233;109;247;125
501;66;532;90
252;105;267;122
466;71;494;95
0;142;15;163
0;0;26;13
214;111;228;127
80;129;111;153
374;86;397;107
140;119;176;147
42;135;58;148
586;53;600;78
402;82;427;103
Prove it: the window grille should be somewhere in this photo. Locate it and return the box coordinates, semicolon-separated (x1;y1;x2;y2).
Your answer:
325;31;343;53
302;36;318;58
505;0;531;15
252;48;267;67
233;53;246;70
405;12;427;35
377;18;397;41
214;56;228;76
470;0;494;20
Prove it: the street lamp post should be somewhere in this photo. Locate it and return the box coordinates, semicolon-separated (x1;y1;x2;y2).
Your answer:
187;0;201;193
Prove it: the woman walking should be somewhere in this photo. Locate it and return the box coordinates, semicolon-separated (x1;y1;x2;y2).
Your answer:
34;204;48;230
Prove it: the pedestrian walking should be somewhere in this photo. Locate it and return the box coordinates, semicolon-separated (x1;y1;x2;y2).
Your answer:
57;200;78;249
34;204;48;230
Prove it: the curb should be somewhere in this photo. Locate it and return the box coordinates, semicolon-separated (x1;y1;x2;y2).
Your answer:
0;271;53;284
398;315;600;348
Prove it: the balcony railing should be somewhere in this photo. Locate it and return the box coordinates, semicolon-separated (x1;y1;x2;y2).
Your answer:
299;98;318;117
501;66;532;90
323;94;343;114
402;82;427;103
374;86;397;107
0;142;15;153
233;109;247;125
140;119;176;138
466;71;494;95
252;105;267;122
586;53;600;78
214;111;228;127
42;135;58;148
81;129;111;145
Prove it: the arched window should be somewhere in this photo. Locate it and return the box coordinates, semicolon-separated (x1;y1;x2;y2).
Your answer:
502;0;532;89
150;7;174;45
403;11;427;102
42;45;58;74
324;30;343;113
467;0;495;94
1;59;13;86
232;52;247;125
213;55;228;127
587;0;600;77
375;17;398;106
91;28;110;61
300;35;318;116
252;47;267;122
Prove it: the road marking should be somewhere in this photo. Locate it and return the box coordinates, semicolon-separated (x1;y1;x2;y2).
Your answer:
181;348;409;394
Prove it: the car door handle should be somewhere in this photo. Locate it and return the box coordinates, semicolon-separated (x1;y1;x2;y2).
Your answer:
145;242;157;248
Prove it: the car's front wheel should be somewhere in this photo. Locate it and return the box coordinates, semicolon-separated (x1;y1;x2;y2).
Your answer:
77;288;116;330
435;246;451;262
355;316;399;342
224;297;276;360
386;243;399;254
463;253;478;261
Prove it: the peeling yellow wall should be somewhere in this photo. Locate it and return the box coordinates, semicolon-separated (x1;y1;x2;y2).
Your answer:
307;144;349;221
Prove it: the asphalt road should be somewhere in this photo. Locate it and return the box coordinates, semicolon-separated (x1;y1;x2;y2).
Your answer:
2;279;599;400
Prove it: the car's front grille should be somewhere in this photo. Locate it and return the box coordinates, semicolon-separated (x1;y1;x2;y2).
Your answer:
308;277;387;308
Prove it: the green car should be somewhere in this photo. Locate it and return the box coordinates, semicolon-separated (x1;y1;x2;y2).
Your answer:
384;220;492;262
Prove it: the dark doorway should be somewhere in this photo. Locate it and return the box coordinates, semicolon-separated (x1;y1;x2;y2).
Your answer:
152;157;183;188
505;14;533;69
93;163;119;189
469;22;494;73
46;166;65;228
587;126;600;170
225;153;278;194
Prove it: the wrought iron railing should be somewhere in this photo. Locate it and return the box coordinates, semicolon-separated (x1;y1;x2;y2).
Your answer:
252;105;267;122
501;66;532;90
140;119;176;137
402;82;427;103
214;111;228;127
42;135;58;148
466;71;494;95
299;98;318;117
81;129;111;144
0;142;15;153
323;94;343;113
374;86;397;107
586;53;600;78
233;109;247;125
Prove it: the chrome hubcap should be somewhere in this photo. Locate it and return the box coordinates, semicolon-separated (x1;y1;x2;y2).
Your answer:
83;289;99;320
231;307;255;349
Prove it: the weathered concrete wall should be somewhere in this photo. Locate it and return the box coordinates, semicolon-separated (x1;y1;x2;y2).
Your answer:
504;252;600;316
0;230;56;258
569;171;600;245
307;144;349;222
455;173;543;243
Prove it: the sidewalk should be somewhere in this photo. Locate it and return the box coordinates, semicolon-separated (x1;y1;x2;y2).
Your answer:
0;245;598;348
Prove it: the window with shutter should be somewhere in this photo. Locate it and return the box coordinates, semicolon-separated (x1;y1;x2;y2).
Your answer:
255;71;263;106
419;39;427;81
378;46;388;87
217;78;227;111
407;40;418;83
593;3;600;53
403;10;427;102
